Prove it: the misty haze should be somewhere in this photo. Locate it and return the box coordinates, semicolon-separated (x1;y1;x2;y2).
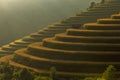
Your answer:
0;0;101;46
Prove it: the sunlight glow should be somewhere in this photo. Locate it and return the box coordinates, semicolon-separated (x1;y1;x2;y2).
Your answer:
0;0;17;10
1;0;16;2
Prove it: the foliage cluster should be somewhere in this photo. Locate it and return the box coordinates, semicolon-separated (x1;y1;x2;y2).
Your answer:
0;62;117;80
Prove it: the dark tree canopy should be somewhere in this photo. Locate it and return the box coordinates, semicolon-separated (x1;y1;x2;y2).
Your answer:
89;2;96;8
101;0;105;4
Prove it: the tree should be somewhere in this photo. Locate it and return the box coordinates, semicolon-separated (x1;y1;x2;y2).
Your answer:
102;65;116;80
100;0;105;4
15;68;34;80
49;67;59;80
84;65;116;80
84;77;96;80
0;62;13;80
34;76;41;80
97;78;106;80
34;76;53;80
89;2;96;8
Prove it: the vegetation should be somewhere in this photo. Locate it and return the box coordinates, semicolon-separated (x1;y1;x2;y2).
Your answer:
101;65;116;80
84;65;116;80
0;62;117;80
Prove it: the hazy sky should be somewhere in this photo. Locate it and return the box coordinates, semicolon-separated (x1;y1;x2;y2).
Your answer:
0;0;101;46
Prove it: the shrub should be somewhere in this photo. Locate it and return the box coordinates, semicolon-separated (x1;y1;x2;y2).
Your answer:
102;65;116;80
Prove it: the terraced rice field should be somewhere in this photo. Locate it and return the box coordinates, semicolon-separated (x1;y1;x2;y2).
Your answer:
0;0;120;79
7;12;120;78
0;0;120;57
